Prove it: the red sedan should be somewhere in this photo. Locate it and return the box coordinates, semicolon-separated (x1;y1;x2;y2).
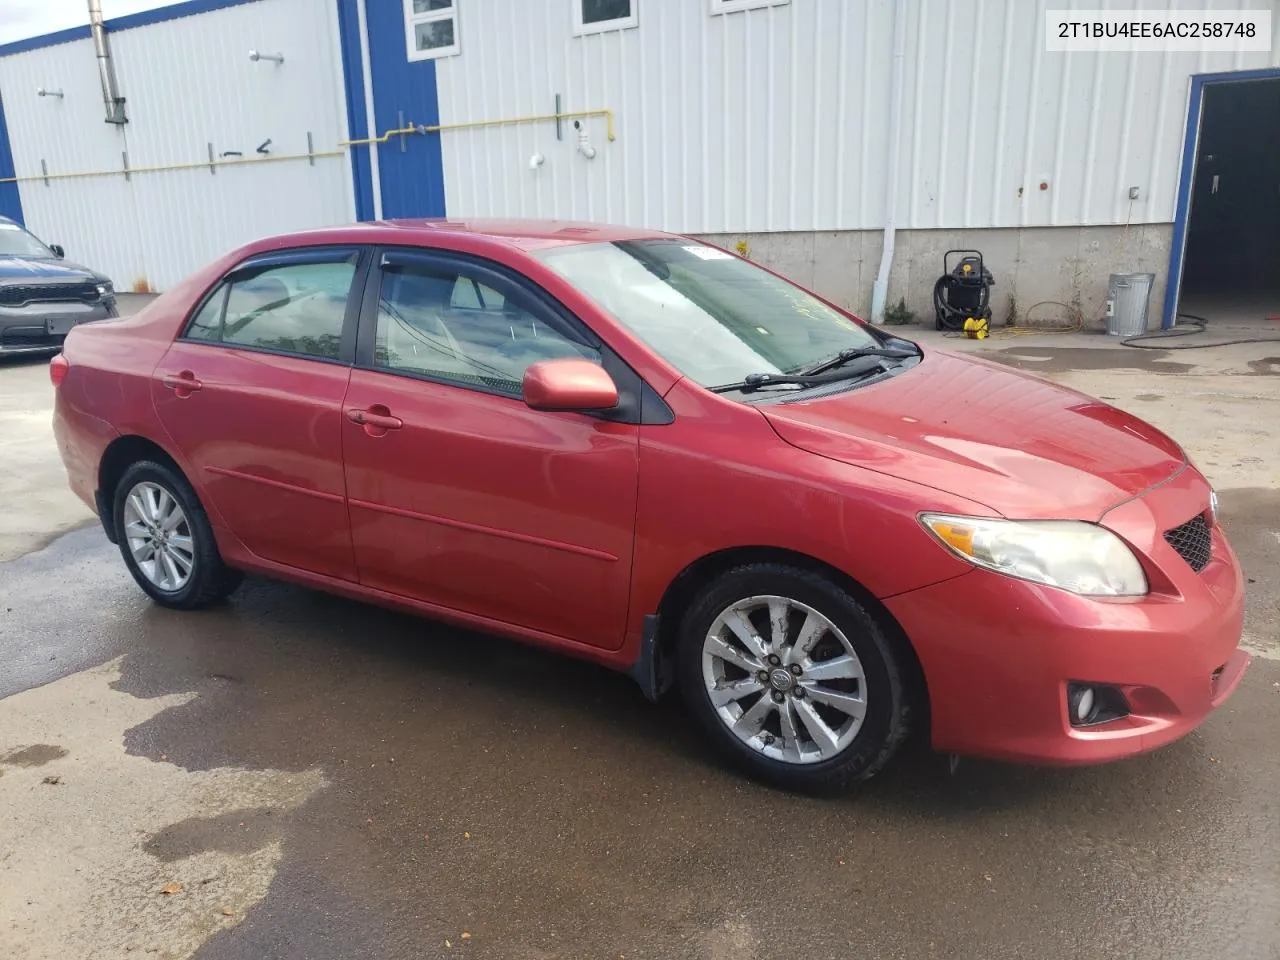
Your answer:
51;220;1248;789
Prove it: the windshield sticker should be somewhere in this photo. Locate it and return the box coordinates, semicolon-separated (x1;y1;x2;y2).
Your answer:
683;245;733;261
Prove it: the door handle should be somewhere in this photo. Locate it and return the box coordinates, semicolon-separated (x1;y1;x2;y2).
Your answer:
161;371;202;396
346;406;403;431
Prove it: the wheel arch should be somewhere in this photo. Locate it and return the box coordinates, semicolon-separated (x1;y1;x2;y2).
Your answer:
649;546;930;726
96;435;185;542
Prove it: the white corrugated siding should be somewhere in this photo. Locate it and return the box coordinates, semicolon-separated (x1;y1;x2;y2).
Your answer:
0;0;352;291
435;0;1280;232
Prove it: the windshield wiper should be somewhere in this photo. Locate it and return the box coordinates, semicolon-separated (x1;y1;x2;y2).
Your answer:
708;368;887;395
799;345;917;377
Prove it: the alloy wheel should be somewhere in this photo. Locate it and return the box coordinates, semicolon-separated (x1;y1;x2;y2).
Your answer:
701;594;867;764
122;481;195;592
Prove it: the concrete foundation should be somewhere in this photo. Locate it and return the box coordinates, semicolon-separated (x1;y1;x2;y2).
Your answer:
696;224;1174;331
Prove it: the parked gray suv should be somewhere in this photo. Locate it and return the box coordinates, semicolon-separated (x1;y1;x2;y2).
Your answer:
0;217;117;355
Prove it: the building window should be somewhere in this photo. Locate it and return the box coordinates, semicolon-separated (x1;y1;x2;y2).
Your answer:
573;0;637;36
709;0;789;14
404;0;460;61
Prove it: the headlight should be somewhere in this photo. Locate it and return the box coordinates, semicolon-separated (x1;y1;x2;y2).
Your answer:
96;282;112;297
920;514;1148;597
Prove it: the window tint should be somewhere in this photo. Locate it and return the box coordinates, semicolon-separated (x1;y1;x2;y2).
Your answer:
186;260;356;360
373;263;598;394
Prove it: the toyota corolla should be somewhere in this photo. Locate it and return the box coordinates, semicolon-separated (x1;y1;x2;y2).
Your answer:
51;220;1248;790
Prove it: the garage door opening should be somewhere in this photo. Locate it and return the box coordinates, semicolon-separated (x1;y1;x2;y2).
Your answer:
1177;76;1280;326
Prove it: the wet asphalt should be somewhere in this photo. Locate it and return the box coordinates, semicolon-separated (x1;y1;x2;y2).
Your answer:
2;523;1277;960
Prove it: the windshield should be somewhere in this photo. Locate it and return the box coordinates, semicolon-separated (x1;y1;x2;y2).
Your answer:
533;240;883;388
0;221;54;258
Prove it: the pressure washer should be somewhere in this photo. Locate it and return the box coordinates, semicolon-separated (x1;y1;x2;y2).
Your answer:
933;250;995;338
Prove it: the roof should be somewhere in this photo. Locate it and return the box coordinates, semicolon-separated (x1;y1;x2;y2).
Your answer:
254;219;679;257
378;218;676;251
0;0;260;58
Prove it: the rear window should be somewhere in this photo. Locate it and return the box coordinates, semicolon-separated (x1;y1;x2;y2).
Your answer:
185;258;357;361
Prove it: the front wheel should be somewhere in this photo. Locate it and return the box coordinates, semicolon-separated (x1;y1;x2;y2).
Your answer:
112;460;242;609
678;564;912;791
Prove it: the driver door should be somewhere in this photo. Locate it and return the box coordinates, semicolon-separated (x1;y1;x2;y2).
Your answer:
340;249;640;649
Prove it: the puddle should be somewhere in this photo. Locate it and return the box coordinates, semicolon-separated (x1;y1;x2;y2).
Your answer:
988;346;1193;375
0;744;68;768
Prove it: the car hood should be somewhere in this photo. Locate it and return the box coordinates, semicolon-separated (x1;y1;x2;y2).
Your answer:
761;350;1185;521
0;256;105;283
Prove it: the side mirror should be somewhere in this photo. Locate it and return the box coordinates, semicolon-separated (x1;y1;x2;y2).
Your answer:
522;358;619;412
49;244;65;259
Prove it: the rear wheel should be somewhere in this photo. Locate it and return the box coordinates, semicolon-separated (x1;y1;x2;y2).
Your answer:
678;563;911;791
112;460;241;609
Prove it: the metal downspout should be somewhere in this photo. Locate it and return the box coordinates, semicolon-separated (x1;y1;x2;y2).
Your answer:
355;0;383;220
88;0;127;124
870;0;908;324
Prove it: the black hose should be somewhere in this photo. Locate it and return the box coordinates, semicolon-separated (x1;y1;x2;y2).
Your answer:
1120;312;1280;349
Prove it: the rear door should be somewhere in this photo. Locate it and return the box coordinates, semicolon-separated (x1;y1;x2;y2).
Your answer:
340;248;641;649
152;247;368;580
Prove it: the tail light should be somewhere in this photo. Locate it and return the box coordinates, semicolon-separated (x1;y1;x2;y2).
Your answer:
49;353;69;387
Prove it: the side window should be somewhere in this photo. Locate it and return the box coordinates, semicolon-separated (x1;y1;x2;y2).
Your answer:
186;286;228;342
184;259;357;361
449;277;504;311
373;262;599;395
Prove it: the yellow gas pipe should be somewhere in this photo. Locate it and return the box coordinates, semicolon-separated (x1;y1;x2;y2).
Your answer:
0;109;617;185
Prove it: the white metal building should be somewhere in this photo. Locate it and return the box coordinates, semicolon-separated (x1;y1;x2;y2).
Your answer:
1;0;1278;329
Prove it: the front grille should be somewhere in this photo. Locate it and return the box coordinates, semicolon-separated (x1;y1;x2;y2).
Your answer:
0;282;100;307
1164;513;1212;572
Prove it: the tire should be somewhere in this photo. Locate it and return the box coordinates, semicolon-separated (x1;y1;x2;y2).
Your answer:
112;459;242;609
677;563;912;791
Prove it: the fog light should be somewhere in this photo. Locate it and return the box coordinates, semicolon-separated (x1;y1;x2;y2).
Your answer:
1067;682;1131;727
1068;684;1097;724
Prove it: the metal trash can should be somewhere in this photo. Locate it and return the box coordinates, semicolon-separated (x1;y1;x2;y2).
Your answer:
1106;272;1155;336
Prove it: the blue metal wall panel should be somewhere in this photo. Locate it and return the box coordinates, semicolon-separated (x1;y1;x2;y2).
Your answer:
335;0;375;222
0;94;22;223
364;0;446;219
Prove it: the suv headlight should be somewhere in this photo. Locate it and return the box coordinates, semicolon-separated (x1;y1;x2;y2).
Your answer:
920;514;1148;597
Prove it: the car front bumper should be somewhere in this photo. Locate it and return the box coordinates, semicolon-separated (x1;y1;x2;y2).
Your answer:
0;299;116;354
885;468;1248;766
